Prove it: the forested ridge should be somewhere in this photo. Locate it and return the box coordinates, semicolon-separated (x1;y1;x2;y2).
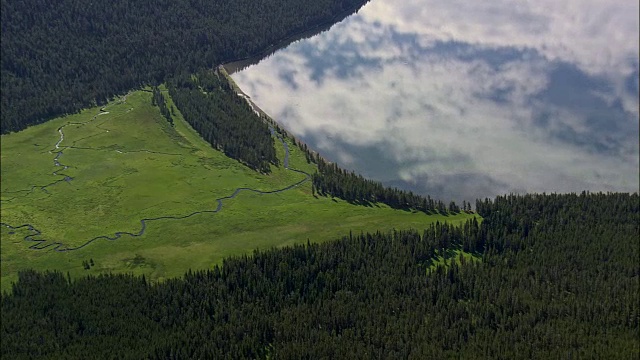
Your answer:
167;70;278;172
0;0;370;133
2;192;638;359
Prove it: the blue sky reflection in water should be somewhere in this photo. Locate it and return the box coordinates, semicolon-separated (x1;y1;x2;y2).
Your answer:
232;0;639;202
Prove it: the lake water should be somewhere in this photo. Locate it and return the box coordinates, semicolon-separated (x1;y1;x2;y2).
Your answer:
231;0;639;203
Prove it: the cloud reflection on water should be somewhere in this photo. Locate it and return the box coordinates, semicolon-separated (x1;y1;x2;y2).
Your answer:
233;0;639;202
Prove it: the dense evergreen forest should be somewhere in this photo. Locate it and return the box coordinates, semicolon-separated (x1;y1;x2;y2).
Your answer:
168;71;277;172
2;192;637;359
0;0;370;134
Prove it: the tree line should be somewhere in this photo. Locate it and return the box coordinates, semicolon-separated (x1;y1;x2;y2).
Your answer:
151;86;173;126
292;139;464;213
2;192;637;359
1;0;370;134
312;159;460;213
167;70;278;173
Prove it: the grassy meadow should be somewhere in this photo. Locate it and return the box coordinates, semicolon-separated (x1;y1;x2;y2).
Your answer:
0;89;477;292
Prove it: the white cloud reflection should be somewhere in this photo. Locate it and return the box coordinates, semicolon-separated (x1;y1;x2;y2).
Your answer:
233;0;639;202
364;0;639;79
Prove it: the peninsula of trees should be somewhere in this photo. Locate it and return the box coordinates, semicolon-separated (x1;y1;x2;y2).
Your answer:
167;71;278;173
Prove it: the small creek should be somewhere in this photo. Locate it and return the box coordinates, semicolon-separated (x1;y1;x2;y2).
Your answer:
2;94;310;251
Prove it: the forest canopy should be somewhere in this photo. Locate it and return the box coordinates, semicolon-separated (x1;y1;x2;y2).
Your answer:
167;70;278;172
0;0;370;133
2;192;638;359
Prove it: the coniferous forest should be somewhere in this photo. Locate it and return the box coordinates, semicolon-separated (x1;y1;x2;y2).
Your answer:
2;193;638;359
0;0;370;134
151;86;173;127
167;70;278;172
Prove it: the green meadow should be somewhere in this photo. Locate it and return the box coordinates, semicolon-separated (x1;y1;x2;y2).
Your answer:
0;89;476;291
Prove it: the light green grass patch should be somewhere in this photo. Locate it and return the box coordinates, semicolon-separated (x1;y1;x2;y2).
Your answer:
427;248;482;271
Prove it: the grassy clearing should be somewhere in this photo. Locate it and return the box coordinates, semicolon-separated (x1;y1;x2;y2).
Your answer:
426;248;482;271
1;89;477;292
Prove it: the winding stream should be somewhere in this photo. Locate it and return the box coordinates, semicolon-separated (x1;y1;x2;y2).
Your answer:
1;110;112;199
1;96;310;252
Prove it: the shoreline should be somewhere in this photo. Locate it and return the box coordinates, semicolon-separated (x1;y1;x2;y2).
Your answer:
221;1;369;75
217;66;324;163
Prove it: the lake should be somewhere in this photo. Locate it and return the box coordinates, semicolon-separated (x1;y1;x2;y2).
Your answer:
231;0;639;203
